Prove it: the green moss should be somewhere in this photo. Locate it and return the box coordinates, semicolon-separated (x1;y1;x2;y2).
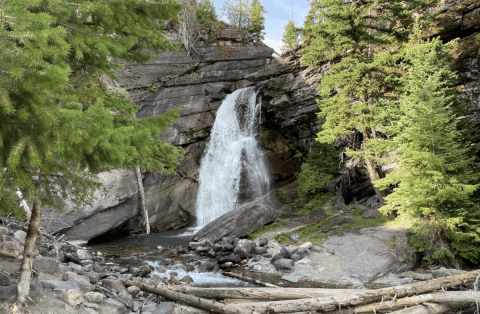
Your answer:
248;221;283;240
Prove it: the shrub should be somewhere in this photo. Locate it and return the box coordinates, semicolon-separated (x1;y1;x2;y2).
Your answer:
197;0;217;24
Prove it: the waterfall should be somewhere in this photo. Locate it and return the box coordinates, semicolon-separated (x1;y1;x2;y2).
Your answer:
195;87;271;228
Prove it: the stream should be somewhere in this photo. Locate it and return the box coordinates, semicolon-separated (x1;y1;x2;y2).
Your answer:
88;229;256;288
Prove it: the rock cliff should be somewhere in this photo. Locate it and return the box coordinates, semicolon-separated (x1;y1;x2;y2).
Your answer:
42;29;286;241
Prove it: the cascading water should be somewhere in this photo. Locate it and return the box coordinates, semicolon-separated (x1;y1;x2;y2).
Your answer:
195;87;271;228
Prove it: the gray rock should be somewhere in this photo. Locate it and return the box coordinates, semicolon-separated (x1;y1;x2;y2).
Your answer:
0;270;16;286
0;241;23;258
33;255;58;273
281;275;298;283
103;298;127;314
299;242;313;250
289;233;300;243
52;300;75;312
84;292;105;304
270;253;285;264
273;258;295;271
258;238;268;246
0;284;16;301
13;230;27;241
126;286;140;298
432;267;467;279
63;271;93;292
233;239;256;258
290;247;309;261
322;226;416;282
194;203;279;243
365;195;380;209
218;254;241;264
189;240;209;250
142;302;157;313
101;279;126;293
179;276;194;285
219;262;234;269
76;249;94;261
153;301;176;314
295;271;311;277
254;247;267;254
118;290;134;309
280;247;297;258
61;288;85;308
79;308;98;314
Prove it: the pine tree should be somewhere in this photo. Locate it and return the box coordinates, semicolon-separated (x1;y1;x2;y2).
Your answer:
247;0;266;40
0;0;183;310
281;20;301;51
300;0;437;203
374;23;480;265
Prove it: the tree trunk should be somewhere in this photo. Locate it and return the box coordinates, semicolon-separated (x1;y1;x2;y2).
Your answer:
167;286;370;300
224;270;480;313
354;291;480;313
135;166;150;235
363;131;386;204
13;196;42;312
121;280;259;314
222;272;279;288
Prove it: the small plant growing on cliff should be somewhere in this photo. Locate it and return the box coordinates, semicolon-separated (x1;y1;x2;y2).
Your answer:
209;29;217;41
243;37;249;43
374;23;480;265
197;0;218;24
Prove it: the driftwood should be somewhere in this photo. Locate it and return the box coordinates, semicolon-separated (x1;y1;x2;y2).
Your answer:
121;280;259;314
222;272;279;288
168;286;373;300
136;166;150;235
123;270;480;314
277;213;341;236
225;270;480;313
389;302;471;314
354;291;480;313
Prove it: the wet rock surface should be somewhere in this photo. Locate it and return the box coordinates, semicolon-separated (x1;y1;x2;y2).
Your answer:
193;203;279;243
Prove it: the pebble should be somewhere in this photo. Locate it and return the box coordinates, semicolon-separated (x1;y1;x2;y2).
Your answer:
281;275;299;283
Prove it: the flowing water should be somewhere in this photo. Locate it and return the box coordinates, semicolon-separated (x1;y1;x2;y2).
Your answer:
195;87;272;228
88;87;272;287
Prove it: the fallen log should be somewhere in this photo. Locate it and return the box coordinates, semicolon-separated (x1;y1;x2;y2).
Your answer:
168;286;373;300
121;280;260;314
389;301;471;314
224;269;480;313
222;272;279;288
354;291;480;313
277;214;341;236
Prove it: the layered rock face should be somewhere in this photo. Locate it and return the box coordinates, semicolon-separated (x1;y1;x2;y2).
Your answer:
42;30;282;241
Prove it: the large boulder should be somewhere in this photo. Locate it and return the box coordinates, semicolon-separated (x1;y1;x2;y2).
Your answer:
322;226;416;283
193;203;279;243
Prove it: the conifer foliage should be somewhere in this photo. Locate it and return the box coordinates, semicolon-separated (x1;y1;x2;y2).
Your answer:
281;20;301;51
374;25;480;265
300;0;437;202
0;0;183;309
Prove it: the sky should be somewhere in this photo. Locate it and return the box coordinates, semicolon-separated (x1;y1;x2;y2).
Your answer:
211;0;311;53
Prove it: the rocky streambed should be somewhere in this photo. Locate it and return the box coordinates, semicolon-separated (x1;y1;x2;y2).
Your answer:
0;214;476;314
